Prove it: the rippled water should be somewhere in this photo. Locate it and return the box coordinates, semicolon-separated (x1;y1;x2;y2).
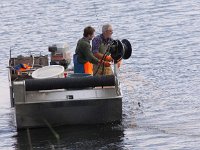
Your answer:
0;0;200;149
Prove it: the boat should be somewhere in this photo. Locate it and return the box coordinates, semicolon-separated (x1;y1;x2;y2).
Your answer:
8;40;132;130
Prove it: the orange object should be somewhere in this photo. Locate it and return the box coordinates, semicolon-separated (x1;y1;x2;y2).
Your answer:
105;55;113;62
19;64;31;71
103;61;111;67
84;61;93;75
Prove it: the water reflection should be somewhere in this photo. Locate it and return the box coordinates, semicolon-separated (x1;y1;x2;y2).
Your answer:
16;124;124;150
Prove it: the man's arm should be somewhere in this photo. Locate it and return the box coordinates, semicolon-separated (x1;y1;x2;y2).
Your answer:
92;37;113;61
81;43;99;64
81;44;111;67
93;53;104;59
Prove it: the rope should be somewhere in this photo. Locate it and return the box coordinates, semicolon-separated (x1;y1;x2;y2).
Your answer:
93;51;107;76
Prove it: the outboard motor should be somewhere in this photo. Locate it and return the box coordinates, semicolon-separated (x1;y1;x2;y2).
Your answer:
48;43;71;69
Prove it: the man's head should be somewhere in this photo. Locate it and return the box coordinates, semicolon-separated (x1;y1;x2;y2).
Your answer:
83;26;95;40
102;24;113;39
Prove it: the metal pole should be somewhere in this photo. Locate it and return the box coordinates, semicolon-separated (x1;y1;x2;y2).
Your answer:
114;61;118;77
114;62;121;95
9;47;12;59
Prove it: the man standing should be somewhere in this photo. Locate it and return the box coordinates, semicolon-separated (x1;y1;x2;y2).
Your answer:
74;26;110;75
92;24;114;76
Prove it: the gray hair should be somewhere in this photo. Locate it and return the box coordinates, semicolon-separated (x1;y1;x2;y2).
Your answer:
102;24;112;33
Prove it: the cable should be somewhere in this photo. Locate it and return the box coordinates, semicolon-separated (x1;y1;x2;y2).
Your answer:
101;53;107;75
93;51;107;76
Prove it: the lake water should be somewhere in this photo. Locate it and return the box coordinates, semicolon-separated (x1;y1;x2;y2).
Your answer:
0;0;200;149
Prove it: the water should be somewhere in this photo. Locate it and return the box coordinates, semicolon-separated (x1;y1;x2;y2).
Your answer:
0;0;200;149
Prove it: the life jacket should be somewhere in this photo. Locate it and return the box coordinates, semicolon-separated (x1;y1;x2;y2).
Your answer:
15;64;31;72
19;64;31;71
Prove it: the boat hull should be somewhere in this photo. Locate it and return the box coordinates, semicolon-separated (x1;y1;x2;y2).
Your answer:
13;80;122;129
15;98;122;129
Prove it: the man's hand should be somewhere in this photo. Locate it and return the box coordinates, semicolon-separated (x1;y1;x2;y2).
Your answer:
98;60;111;67
105;55;113;62
103;61;111;67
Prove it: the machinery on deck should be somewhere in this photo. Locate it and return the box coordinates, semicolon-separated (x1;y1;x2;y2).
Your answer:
8;39;132;130
48;43;71;69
